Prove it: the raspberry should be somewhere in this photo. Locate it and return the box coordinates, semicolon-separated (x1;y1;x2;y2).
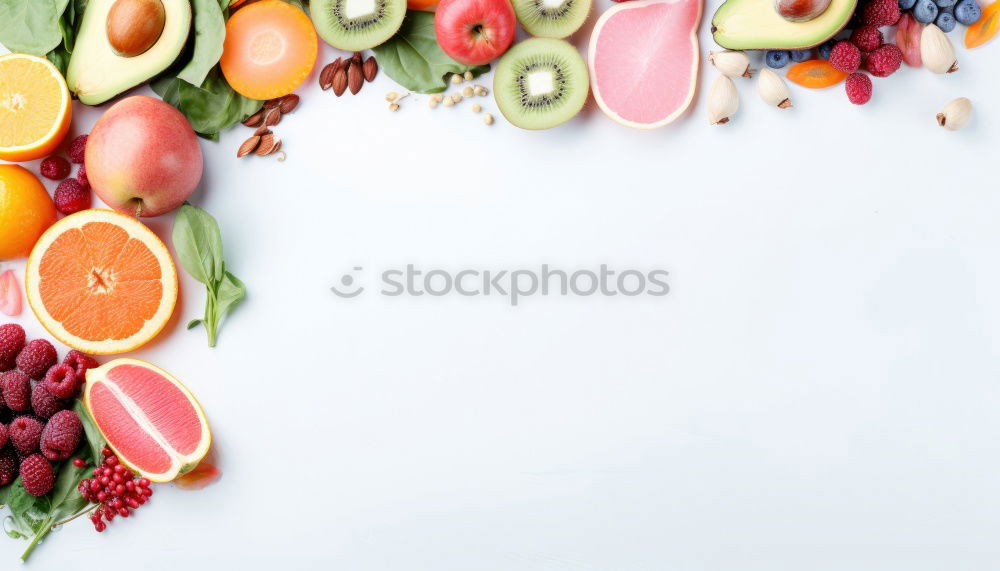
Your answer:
39;156;71;180
862;0;901;26
16;339;57;379
31;383;67;419
0;423;7;448
68;134;88;164
0;323;26;371
829;41;862;73
44;363;79;399
9;416;44;454
1;370;31;412
77;163;89;188
0;448;16;486
54;178;91;215
851;25;884;52
866;43;903;77
64;350;98;379
20;454;54;496
845;72;873;104
40;410;82;462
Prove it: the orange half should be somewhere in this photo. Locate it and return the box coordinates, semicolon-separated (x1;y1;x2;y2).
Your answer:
0;53;72;162
25;210;178;355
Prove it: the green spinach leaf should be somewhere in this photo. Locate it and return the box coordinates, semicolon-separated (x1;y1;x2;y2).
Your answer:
372;11;489;94
177;0;227;87
152;68;262;140
0;0;70;55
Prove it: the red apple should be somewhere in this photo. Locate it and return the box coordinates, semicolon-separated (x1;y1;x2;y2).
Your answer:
775;0;832;22
435;0;516;66
85;96;203;218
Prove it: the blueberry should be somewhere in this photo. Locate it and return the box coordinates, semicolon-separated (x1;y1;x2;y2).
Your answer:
939;4;953;13
765;50;791;68
936;10;957;31
789;49;812;63
913;0;939;22
954;0;982;24
817;40;836;60
899;0;917;10
934;0;956;8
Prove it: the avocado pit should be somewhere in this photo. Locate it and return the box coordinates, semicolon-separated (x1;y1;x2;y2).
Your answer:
106;0;166;58
775;0;833;22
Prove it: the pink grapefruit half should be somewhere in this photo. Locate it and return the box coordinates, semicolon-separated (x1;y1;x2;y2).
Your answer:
84;359;211;482
588;0;703;129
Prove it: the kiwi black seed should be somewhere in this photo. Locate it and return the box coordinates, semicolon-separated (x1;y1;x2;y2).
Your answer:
511;0;593;38
494;38;590;130
310;0;407;52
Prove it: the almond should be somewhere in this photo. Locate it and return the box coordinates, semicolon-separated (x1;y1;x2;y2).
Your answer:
263;98;281;110
256;133;280;156
352;51;362;66
332;68;348;97
253;126;271;137
363;57;378;82
237;135;260;158
347;62;363;95
319;59;341;90
242;109;264;127
279;94;299;114
264;108;282;126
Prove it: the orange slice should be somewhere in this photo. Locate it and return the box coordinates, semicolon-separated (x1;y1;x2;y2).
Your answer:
0;54;72;162
85;358;211;482
220;0;318;100
25;210;178;355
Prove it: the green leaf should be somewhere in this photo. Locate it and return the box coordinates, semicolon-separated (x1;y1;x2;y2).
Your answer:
187;318;203;329
216;270;246;327
0;0;71;55
152;67;263;140
46;46;71;76
372;11;489;94
73;399;106;465
172;203;225;285
177;0;227;87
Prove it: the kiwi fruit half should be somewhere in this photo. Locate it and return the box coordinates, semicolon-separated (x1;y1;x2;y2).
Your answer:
511;0;592;39
494;38;590;130
310;0;406;51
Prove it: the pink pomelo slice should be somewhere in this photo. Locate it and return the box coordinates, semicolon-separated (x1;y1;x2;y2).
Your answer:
588;0;703;129
84;358;211;482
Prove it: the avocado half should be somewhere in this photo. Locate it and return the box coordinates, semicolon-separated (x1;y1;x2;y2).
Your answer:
67;0;191;105
711;0;857;50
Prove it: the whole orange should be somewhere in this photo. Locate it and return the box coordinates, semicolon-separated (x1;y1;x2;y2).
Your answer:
0;165;57;260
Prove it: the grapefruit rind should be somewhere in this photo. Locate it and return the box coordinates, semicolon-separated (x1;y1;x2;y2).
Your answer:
84;358;212;482
587;0;702;129
24;209;178;355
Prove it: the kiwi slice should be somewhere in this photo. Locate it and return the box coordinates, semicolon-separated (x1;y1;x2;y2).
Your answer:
310;0;406;51
494;38;590;130
512;0;592;39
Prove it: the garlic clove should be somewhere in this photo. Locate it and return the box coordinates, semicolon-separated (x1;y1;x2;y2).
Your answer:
921;24;958;74
757;68;792;109
936;97;972;131
708;74;740;125
709;50;753;78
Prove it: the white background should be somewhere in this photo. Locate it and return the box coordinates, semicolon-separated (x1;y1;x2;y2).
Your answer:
3;1;1000;567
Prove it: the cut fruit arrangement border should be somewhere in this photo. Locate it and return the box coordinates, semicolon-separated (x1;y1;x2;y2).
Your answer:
0;0;996;561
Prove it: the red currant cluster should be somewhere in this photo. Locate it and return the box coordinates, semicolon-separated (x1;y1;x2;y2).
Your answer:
75;447;153;532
